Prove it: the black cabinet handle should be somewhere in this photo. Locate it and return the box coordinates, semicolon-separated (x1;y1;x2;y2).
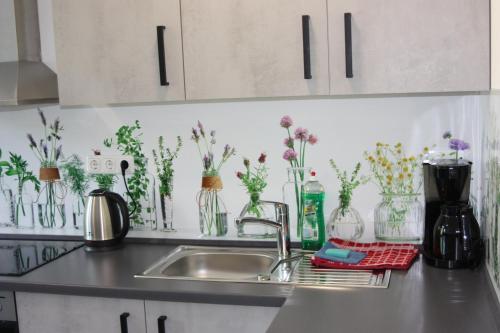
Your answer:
156;26;170;86
302;15;312;80
344;13;353;78
158;315;168;333
120;312;130;333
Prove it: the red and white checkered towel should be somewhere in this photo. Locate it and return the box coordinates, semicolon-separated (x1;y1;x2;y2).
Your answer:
310;238;419;270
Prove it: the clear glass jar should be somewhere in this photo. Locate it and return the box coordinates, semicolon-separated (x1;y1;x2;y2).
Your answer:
197;175;227;237
159;194;175;231
0;178;15;227
327;205;364;240
14;189;35;229
237;193;276;239
282;167;311;238
36;181;67;229
374;193;424;242
128;172;157;231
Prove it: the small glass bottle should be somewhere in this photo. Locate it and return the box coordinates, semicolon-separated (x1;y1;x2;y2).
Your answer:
159;193;174;231
36;167;67;229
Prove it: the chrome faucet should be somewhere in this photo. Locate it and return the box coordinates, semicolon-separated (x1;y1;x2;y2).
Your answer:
235;201;291;259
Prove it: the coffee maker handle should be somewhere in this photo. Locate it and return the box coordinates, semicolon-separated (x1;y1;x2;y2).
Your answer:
107;192;130;241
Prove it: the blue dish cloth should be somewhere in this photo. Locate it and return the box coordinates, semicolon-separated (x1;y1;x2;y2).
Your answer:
314;242;367;264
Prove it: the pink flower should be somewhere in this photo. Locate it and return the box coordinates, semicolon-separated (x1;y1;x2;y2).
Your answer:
294;127;309;141
280;115;293;128
236;171;244;179
283;149;297;161
258;153;267;164
283;137;294;148
307;134;318;145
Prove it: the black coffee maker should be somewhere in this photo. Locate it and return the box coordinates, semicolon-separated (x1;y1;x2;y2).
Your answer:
423;160;482;268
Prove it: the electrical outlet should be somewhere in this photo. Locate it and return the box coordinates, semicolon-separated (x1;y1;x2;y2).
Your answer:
86;155;134;174
87;158;101;173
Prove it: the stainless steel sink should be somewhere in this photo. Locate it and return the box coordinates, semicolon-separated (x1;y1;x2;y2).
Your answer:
135;245;391;288
135;246;284;282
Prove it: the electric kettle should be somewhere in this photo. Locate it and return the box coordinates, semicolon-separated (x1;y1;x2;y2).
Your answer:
83;189;130;249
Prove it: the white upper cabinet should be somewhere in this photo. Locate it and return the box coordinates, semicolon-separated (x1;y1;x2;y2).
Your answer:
181;0;330;100
53;0;185;106
328;0;490;95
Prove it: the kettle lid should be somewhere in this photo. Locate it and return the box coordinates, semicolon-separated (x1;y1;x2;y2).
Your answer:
89;189;108;196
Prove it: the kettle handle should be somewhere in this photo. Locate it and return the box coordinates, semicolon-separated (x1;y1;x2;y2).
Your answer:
106;191;130;241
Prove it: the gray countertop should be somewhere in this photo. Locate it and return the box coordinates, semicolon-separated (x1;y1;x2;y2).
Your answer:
1;241;499;332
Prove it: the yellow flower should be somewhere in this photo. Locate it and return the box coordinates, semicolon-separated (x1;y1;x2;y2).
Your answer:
402;158;408;163
409;156;416;161
398;173;404;180
403;166;409;172
396;149;402;154
386;175;393;181
423;147;429;152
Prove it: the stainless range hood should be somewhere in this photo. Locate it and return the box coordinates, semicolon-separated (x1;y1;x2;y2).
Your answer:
0;0;58;106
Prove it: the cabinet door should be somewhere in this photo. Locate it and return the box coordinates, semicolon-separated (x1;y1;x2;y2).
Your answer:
53;0;185;106
328;0;490;95
16;292;146;333
181;0;329;100
145;300;279;333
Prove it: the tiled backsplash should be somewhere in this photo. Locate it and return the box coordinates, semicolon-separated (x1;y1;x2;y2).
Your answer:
0;95;486;240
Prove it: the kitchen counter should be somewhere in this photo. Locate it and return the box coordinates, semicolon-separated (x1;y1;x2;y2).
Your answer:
1;241;499;332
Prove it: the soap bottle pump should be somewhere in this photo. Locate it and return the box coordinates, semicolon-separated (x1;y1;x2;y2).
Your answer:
301;171;326;251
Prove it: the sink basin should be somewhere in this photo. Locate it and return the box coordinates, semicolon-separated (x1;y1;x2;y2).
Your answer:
135;245;391;288
135;246;282;282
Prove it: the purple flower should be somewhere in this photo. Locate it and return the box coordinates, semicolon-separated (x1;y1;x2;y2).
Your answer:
197;121;205;137
283;149;297;161
27;134;37;148
203;154;211;171
449;139;470;151
294;127;309;141
55;145;63;161
284;137;294;148
210;130;216;137
191;128;200;142
307;134;318;145
258;153;267;164
280;115;293;129
38;109;46;126
236;171;244;179
443;131;452;140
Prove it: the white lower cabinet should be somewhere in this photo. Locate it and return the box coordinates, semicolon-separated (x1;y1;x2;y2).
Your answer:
145;300;279;333
16;293;146;333
15;293;280;333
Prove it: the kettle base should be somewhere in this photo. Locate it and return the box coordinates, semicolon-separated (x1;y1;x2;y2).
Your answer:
84;243;124;252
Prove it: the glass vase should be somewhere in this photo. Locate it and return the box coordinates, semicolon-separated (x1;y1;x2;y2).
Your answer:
0;180;15;227
159;194;175;232
14;190;35;229
36;179;67;229
374;193;424;242
197;175;227;237
237;193;276;239
327;205;364;240
71;195;86;230
282;167;311;238
129;172;157;231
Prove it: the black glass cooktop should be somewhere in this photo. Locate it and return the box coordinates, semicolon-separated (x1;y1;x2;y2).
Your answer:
0;240;83;276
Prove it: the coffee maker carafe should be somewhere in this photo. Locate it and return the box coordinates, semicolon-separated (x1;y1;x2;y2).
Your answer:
423;160;482;268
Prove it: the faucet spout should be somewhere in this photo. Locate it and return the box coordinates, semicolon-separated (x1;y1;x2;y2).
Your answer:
236;201;291;259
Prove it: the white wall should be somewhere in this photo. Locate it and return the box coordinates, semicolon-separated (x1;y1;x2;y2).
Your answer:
0;95;486;240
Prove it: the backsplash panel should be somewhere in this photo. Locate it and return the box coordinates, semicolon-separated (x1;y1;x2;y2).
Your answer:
0;95;486;240
483;93;500;299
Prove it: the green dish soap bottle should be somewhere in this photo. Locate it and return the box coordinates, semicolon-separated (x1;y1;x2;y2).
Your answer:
301;171;326;251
